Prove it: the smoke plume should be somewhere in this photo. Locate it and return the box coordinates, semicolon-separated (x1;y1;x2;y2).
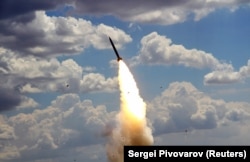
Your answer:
106;60;154;162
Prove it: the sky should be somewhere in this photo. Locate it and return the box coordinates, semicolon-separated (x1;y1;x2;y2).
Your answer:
0;0;250;161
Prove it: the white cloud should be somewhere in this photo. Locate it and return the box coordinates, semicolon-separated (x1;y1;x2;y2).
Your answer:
80;73;118;93
204;71;241;84
92;24;132;50
2;94;114;161
16;96;39;110
239;60;250;77
132;32;250;85
0;146;20;161
20;84;43;93
0;10;129;111
204;60;250;85
192;7;215;21
0;11;132;57
0;47;118;94
128;8;187;25
0;82;249;161
0;116;19;161
73;0;249;25
132;32;220;69
0;116;15;140
147;81;250;135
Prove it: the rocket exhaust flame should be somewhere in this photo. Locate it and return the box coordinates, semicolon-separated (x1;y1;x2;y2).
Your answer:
106;60;154;162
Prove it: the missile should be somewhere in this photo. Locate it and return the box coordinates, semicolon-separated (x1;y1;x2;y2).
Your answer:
109;37;122;61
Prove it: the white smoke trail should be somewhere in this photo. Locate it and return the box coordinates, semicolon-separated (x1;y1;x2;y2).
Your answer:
106;60;154;162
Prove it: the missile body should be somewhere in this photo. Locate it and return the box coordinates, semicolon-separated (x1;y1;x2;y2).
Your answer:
109;37;122;61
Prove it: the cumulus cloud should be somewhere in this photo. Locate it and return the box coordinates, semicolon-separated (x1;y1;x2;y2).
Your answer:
132;32;250;85
0;82;249;161
0;11;132;57
0;2;131;112
0;116;15;140
147;81;250;135
0;146;20;161
0;47;118;95
204;71;241;84
0;93;114;161
204;59;250;84
132;32;219;69
80;73;118;93
1;82;249;161
0;47;118;112
16;96;39;110
0;116;19;161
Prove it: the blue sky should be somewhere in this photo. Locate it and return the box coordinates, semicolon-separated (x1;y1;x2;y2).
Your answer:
0;1;250;162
